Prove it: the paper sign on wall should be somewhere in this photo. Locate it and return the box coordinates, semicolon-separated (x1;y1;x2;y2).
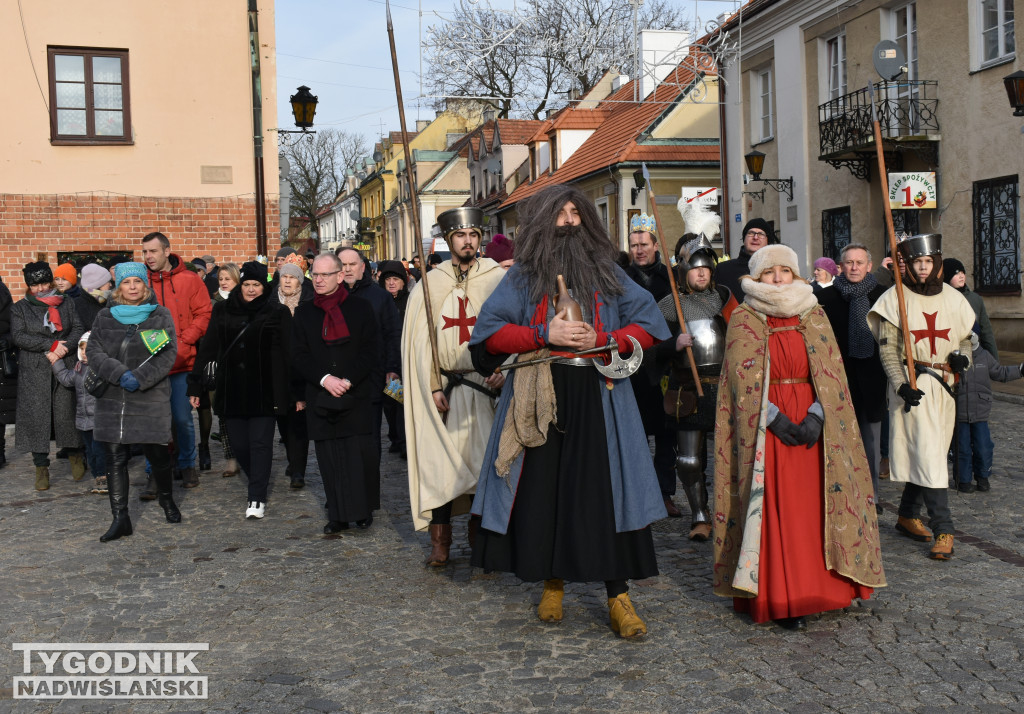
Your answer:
681;187;719;206
888;172;937;210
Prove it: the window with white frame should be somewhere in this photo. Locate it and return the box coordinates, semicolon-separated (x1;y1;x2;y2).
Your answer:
890;3;921;133
758;68;773;141
979;0;1015;65
827;34;847;101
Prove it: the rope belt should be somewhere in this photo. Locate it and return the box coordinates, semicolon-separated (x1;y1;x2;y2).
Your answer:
769;377;810;385
698;375;720;385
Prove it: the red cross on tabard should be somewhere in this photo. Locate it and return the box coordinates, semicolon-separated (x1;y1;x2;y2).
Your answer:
442;295;476;344
910;311;951;357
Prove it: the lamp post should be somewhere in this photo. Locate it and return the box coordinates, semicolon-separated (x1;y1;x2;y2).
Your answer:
276;85;319;144
743;150;794;202
630;168;646;205
1003;70;1024;116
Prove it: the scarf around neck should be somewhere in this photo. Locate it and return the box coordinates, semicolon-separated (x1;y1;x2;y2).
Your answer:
833;273;878;358
278;287;302;315
740;278;817;318
313;285;350;343
111;303;158;325
27;291;64;332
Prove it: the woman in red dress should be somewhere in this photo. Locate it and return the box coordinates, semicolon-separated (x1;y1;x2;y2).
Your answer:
712;245;885;630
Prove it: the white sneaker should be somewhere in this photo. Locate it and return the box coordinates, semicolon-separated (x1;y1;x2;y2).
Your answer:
245;501;265;519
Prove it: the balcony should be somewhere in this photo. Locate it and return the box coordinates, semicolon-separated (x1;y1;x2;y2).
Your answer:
818;80;939;180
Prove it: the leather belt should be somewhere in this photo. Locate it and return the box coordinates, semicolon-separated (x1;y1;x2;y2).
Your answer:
769;377;810;385
698;375;720;385
918;361;952;373
550;350;594;367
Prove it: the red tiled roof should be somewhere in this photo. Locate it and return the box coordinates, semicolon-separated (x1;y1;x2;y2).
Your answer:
388;131;417;144
501;58;719;209
495;118;544;146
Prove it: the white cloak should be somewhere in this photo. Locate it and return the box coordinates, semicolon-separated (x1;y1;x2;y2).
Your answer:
868;284;974;488
402;259;507;531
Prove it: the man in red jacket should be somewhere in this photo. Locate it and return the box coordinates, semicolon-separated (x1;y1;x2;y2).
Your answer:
142;232;212;491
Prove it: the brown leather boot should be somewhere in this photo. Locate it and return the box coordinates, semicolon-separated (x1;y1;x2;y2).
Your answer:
896;516;932;542
537;579;564;622
929;533;954;560
426;524;452;567
608;593;647;638
689;522;712;541
68;451;86;481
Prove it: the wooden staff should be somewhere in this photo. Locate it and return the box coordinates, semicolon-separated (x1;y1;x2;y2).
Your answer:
868;84;916;389
641;163;703;396
386;0;441;387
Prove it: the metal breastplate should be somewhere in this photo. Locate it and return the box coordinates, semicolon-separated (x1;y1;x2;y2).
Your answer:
685;318;725;369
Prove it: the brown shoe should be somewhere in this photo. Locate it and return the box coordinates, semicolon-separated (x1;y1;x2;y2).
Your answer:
181;467;200;489
663;497;682;518
537;579;564;622
426;524;452;567
879;457;890;479
34;466;50;491
929;533;954;560
608;593;647;638
689;522;712;541
69;451;86;481
896;516;932;542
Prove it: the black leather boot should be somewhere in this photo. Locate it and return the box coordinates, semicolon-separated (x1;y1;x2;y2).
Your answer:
100;456;132;542
153;467;181;523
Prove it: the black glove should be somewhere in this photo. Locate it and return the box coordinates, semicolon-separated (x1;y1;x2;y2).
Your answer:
768;412;802;447
796;412;824;448
947;352;969;374
897;383;925;412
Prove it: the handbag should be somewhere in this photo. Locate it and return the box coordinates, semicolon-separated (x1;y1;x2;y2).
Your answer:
202;324;250;391
0;339;18;379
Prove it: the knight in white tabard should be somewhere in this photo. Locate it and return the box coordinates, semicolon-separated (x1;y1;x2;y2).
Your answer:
402;207;507;567
868;233;974;561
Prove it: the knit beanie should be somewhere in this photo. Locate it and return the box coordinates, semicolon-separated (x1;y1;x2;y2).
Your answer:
485;234;514;263
80;263;112;292
53;263;78;286
275;246;297;260
942;257;966;284
813;257;839;277
23;261;53;286
240;260;269;284
740;217;777;246
278;263;304;282
747;244;804;281
115;262;150;288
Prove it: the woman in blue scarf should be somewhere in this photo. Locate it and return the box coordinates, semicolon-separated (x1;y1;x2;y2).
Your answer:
87;262;180;542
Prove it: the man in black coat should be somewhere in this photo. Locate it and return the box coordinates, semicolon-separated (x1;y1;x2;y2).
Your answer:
622;214;676;516
338;247;402;465
716;217;775;303
291;253;382;533
817;242;887;507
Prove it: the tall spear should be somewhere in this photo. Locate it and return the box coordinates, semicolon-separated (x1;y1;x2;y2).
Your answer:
641;163;703;397
386;0;441;388
868;83;917;389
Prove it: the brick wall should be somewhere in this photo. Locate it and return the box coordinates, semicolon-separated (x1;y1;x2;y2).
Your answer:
0;193;280;293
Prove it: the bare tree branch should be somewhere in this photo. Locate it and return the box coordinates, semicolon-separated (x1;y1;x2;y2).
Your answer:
284;128;368;239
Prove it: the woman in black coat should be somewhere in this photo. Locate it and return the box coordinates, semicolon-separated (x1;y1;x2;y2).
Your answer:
377;260;409;456
87;263;179;542
0;276;17;468
189;261;291;520
292;254;381;534
11;262;84;491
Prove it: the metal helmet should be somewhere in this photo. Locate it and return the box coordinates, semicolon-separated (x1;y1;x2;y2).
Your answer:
437;207;484;242
897;233;942;261
677;235;718;273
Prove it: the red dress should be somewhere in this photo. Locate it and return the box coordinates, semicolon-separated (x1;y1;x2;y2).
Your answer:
734;315;873;622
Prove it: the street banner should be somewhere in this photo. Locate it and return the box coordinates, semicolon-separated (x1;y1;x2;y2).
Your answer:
888;172;937;210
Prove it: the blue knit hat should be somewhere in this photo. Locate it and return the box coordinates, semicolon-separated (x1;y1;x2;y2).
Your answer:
114;262;150;288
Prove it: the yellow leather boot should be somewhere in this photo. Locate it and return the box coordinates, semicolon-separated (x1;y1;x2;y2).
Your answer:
608;593;647;638
537;579;564;622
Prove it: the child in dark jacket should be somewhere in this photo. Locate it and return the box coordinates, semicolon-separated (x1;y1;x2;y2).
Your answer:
52;331;108;494
956;332;1024;493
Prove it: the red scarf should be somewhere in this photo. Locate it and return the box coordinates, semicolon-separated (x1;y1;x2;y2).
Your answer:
313;285;350;343
31;294;64;332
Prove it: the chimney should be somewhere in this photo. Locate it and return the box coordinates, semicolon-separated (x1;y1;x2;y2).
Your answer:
483;109;496;123
639;29;690;100
611;74;630;92
416;119;429;132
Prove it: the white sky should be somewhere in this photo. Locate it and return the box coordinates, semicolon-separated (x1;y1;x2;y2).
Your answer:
274;0;741;155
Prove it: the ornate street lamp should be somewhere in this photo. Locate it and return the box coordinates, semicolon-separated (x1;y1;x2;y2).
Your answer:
744;150;794;202
1003;70;1024;116
275;85;318;146
630;168;646;205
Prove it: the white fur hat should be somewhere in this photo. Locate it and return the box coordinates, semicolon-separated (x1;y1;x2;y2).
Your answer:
747;244;804;281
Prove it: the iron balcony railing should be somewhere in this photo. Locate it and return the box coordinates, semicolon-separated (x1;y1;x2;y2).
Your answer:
818;80;939;158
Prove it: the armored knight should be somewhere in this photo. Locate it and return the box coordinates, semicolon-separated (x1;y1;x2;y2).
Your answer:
655;201;738;540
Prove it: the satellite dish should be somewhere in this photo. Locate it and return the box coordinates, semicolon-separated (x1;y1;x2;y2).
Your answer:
873;40;907;81
349;210;359;221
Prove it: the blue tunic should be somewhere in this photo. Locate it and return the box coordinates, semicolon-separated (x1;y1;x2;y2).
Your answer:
469;264;671;534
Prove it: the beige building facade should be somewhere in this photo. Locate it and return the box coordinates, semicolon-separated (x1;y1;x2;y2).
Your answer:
0;1;279;284
721;0;1023;349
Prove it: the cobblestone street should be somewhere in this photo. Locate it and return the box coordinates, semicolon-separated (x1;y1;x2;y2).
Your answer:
1;392;1023;713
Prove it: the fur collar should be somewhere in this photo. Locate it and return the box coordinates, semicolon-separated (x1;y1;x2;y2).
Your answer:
740;278;817;318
